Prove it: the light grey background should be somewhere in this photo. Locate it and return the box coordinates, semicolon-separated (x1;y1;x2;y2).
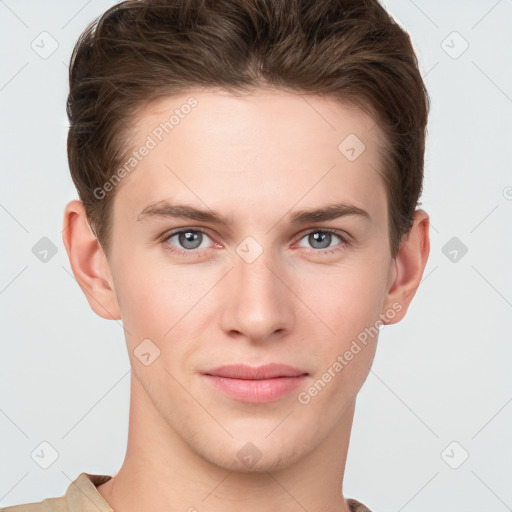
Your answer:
0;1;511;510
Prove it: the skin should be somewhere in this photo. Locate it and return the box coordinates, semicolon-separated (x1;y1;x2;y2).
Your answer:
62;88;430;512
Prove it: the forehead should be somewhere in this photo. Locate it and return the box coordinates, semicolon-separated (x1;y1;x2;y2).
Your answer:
114;88;388;228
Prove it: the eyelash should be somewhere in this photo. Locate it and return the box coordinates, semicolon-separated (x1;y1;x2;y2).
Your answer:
159;227;350;257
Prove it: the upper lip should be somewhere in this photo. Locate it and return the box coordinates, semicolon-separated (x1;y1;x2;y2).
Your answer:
204;363;308;379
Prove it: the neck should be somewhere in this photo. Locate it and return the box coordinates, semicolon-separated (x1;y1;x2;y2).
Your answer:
97;374;355;512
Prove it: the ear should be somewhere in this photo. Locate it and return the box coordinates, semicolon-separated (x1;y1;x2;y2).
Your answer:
61;199;121;320
381;209;430;325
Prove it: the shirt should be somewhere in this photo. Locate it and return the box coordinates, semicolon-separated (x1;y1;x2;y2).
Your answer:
0;472;373;512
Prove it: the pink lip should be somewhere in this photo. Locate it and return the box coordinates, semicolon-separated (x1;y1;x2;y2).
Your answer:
202;363;308;403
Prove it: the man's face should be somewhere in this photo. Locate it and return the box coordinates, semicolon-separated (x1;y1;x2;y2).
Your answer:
106;88;397;471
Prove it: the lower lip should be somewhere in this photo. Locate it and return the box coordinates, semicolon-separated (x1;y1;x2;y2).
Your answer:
202;374;308;403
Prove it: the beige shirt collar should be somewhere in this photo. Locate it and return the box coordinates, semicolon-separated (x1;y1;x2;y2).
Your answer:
64;473;113;512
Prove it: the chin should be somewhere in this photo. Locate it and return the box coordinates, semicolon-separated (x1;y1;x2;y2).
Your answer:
194;428;311;474
210;446;304;474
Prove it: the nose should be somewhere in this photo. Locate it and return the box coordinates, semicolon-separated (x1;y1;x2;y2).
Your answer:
219;244;296;343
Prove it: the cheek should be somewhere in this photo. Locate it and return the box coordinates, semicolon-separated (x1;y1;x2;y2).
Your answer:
305;260;388;341
111;251;215;358
298;271;384;411
109;249;172;345
296;260;387;398
112;243;171;313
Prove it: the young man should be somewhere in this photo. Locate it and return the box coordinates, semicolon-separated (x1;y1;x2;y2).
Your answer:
2;0;430;511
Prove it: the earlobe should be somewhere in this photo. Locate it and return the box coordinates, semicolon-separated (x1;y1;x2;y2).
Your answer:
61;200;121;321
381;209;430;325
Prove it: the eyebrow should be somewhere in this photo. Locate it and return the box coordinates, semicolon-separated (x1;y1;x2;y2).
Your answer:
136;200;371;226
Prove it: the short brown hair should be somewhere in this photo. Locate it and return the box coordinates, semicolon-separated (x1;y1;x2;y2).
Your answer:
66;0;430;259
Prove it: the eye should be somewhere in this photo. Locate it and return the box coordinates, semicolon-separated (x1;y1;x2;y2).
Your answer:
160;227;349;257
162;228;215;256
295;229;348;255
